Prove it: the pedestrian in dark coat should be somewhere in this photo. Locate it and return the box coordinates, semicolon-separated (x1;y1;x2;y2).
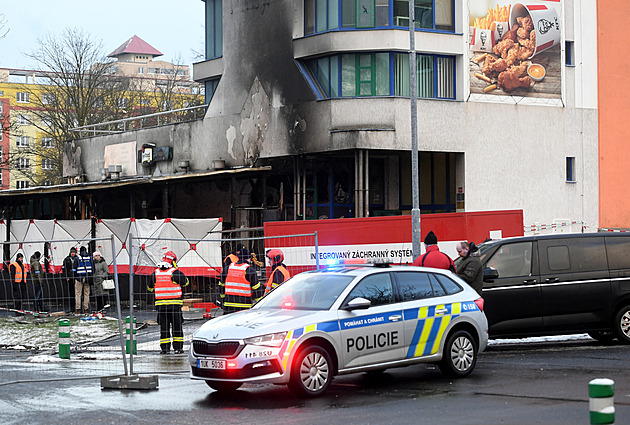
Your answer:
92;251;110;311
62;247;77;313
30;251;45;312
456;241;483;296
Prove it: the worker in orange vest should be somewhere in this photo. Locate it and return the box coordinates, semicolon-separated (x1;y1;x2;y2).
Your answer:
148;250;189;354
221;248;262;313
264;249;290;295
10;253;26;315
218;244;244;303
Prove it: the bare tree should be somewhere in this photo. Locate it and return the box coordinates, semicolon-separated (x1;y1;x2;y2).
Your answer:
0;13;9;39
2;28;118;186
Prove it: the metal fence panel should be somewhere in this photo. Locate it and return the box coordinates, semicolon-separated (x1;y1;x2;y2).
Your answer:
128;231;318;374
0;237;127;386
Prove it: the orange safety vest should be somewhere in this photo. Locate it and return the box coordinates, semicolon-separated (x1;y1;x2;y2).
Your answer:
265;265;290;294
225;263;252;297
154;268;182;305
11;261;24;283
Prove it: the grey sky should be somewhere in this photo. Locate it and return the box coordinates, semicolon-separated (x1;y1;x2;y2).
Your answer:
1;1;205;70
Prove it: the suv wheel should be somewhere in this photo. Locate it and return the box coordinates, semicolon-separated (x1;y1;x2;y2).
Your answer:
438;330;477;378
614;306;630;344
288;345;333;397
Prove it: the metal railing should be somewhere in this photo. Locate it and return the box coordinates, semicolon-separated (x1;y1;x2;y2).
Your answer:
70;104;207;138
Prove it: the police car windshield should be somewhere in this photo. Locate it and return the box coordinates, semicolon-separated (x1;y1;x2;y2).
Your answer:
254;273;355;311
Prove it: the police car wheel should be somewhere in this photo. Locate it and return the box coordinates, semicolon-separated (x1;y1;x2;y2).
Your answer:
438;330;477;378
205;380;242;392
288;345;333;397
613;305;630;344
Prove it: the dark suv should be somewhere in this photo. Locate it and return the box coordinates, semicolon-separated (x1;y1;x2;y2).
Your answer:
466;233;630;343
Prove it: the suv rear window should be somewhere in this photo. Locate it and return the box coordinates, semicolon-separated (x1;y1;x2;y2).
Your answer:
606;237;630;269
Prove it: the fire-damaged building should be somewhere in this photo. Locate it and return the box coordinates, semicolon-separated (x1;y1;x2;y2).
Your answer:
1;0;598;233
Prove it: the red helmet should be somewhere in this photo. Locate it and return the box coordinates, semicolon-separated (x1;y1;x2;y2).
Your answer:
266;249;284;264
163;250;177;264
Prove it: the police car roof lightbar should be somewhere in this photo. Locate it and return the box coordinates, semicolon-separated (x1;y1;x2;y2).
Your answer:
325;258;392;267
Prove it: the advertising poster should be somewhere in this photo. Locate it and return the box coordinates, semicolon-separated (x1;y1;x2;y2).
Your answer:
469;0;562;99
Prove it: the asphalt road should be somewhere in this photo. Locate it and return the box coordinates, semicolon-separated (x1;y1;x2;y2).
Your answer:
0;338;628;425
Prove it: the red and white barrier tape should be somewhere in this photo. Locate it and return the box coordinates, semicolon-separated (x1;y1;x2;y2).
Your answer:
524;221;585;232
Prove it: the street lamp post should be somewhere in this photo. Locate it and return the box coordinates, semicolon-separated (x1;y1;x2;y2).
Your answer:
409;0;422;259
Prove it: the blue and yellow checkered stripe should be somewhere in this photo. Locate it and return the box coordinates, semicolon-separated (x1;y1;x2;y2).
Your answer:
279;320;339;371
405;302;466;358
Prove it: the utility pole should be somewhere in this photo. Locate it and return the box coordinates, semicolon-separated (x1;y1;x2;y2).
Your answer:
409;0;421;259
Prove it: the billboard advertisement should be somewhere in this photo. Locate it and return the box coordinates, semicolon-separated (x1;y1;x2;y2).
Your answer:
469;1;562;99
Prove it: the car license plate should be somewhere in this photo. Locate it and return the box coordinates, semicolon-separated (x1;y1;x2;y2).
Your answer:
198;358;226;370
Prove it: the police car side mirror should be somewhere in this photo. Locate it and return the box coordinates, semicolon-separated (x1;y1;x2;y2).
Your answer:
484;267;499;281
343;297;371;311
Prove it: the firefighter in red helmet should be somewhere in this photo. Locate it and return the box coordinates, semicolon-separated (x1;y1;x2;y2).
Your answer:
264;249;290;295
147;250;189;354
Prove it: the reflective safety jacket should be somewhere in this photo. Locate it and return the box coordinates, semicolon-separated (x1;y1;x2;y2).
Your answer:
265;264;290;295
153;267;183;306
225;263;252;297
10;261;25;284
223;262;261;311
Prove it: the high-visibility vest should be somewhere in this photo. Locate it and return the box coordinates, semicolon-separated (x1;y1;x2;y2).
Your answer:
154;268;183;305
225;263;252;297
76;254;92;276
11;261;24;283
265;265;290;294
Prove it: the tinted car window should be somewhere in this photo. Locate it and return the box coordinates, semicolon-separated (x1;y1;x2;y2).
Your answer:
345;273;394;307
429;274;447;297
606;237;630;269
486;241;533;278
432;273;463;295
395;272;433;302
256;273;354;310
547;245;570;270
540;237;606;274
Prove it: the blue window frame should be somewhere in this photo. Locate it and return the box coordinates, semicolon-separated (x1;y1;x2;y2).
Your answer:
303;52;455;100
565;41;575;66
204;78;220;105
205;0;223;59
306;0;454;34
566;157;576;183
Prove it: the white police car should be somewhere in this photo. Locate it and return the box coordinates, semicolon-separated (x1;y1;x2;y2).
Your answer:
189;261;488;397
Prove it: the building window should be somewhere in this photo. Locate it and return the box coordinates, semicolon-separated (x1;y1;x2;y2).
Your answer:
17;158;30;169
42;159;54;170
139;67;144;74
42;93;56;105
161;100;174;110
16;136;30;147
41;117;52;128
44;181;53;186
16;114;30;125
565;41;575;66
566;157;576;183
140;98;151;106
304;52;455;100
307;0;453;33
16;92;30;103
117;98;128;108
42;137;54;148
206;0;223;59
16;180;29;189
0;102;3;114
205;78;220;104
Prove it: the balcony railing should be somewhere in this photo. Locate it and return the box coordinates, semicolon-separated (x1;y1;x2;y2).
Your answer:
70;104;207;138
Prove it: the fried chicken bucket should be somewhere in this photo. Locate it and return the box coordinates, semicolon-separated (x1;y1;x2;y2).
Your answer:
510;3;561;59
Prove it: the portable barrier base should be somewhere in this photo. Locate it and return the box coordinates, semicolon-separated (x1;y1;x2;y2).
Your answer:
101;374;159;390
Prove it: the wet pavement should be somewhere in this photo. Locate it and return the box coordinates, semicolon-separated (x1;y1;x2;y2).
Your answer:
0;338;629;425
